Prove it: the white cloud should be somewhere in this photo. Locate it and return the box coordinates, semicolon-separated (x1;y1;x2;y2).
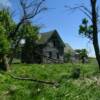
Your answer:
0;0;11;9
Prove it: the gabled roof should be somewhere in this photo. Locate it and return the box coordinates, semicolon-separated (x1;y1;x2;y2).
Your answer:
37;30;55;44
37;30;65;46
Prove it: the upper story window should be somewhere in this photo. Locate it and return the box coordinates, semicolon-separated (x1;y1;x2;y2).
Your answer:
53;40;56;47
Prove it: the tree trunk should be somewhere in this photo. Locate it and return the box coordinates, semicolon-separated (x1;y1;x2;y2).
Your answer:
9;53;14;65
9;37;22;65
2;54;9;71
91;0;100;70
93;37;100;69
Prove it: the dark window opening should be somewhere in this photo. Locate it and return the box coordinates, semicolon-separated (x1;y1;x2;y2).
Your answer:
48;52;52;58
57;53;59;59
53;40;56;47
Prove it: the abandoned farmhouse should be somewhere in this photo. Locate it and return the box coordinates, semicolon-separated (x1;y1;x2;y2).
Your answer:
21;30;66;63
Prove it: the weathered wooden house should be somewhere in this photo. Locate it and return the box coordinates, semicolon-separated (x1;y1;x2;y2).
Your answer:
21;30;65;63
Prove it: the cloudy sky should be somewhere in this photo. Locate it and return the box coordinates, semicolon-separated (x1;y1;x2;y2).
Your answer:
0;0;100;57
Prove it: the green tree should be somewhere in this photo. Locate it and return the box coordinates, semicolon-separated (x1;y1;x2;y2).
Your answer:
0;0;46;71
0;10;39;70
8;0;46;65
0;24;10;70
75;49;88;63
9;22;39;64
0;9;15;70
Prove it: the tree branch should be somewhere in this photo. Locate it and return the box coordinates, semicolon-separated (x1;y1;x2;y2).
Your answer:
65;5;92;21
20;0;47;20
9;74;59;86
9;0;47;39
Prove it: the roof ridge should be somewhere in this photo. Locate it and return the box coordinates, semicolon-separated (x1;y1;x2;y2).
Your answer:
40;29;57;34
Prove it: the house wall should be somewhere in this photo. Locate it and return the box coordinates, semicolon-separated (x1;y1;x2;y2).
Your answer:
42;39;64;63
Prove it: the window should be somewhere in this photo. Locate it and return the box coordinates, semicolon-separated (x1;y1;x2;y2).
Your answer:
53;40;56;47
57;53;59;59
48;52;52;58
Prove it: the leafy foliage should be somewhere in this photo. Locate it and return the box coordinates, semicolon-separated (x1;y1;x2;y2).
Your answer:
79;18;93;40
0;9;40;69
0;9;15;55
0;24;10;54
19;22;39;40
0;9;39;56
75;49;88;58
0;9;15;34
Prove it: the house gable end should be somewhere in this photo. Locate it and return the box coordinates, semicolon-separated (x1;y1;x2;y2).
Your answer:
40;30;65;47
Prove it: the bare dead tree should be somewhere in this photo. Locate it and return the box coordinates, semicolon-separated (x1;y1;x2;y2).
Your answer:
9;0;47;65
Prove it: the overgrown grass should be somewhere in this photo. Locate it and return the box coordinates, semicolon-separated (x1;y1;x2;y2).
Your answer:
0;59;100;100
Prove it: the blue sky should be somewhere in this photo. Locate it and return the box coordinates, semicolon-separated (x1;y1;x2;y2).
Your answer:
1;0;100;57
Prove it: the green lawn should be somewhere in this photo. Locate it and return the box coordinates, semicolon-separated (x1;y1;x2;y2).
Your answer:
0;59;100;100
